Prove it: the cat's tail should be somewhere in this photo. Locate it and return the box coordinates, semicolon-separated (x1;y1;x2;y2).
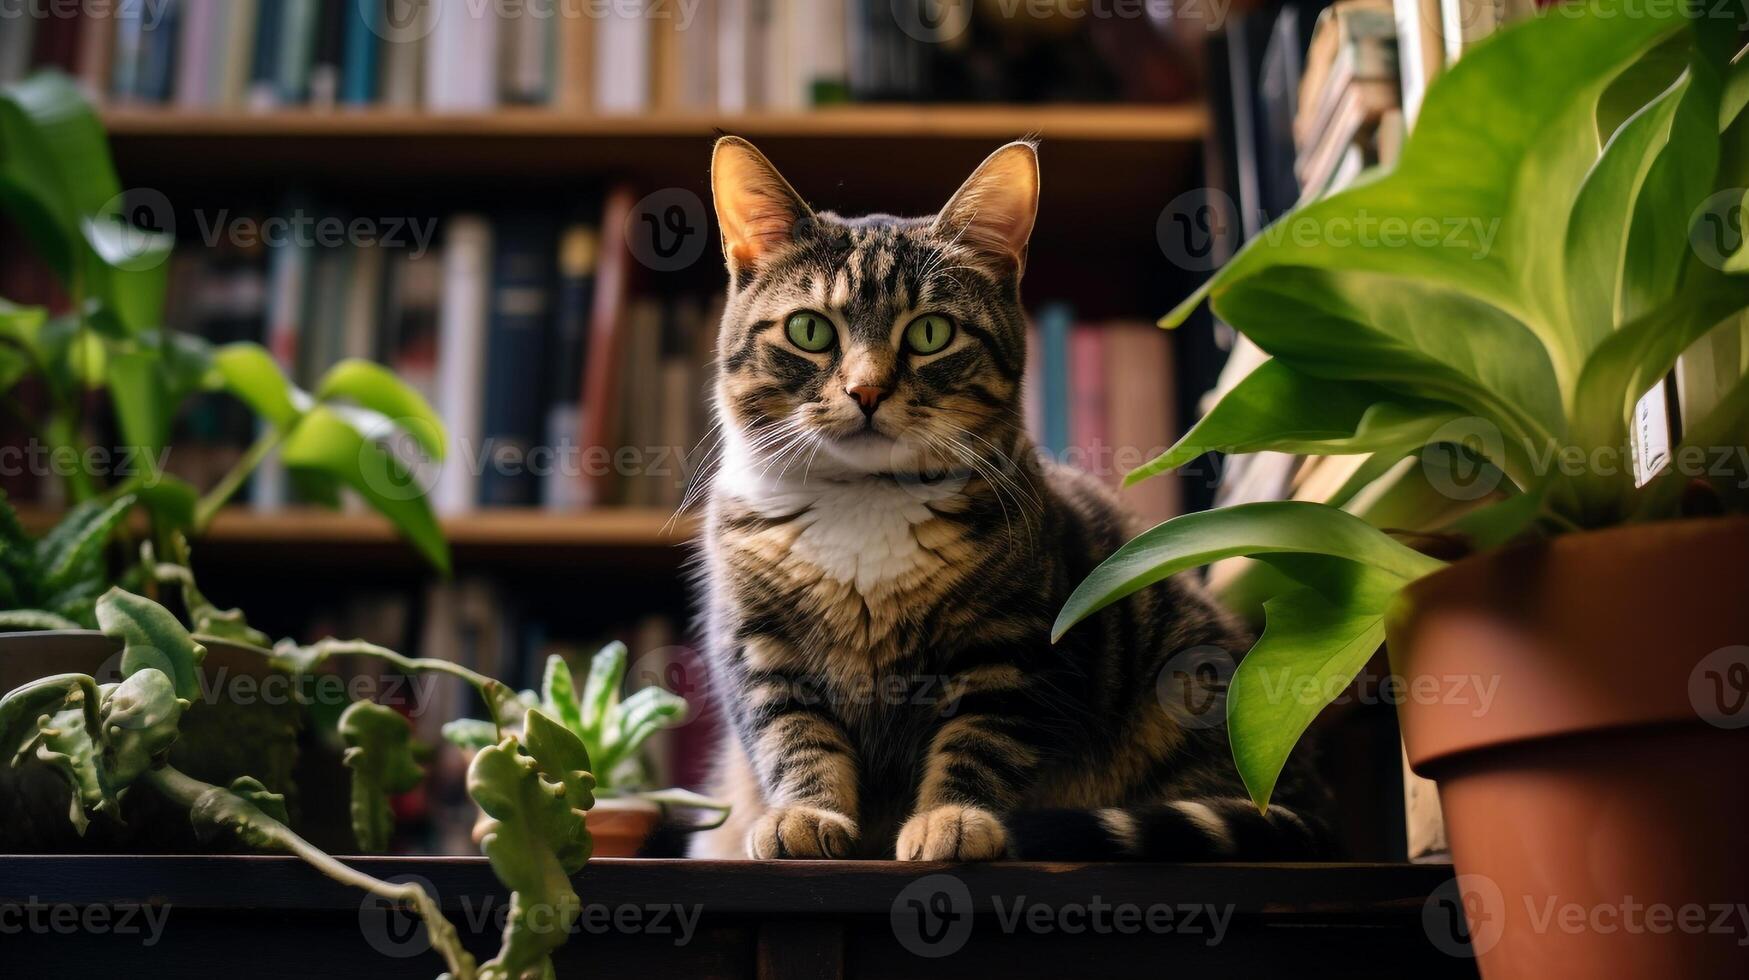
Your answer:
1002;799;1331;861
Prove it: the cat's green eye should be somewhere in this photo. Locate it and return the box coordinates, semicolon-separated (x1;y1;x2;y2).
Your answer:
785;311;835;352
904;314;954;355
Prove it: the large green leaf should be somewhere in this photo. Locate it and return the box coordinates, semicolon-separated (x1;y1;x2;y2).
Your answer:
1569;262;1749;519
1565;68;1695;355
211;342;302;429
1163;2;1692;393
1052;501;1446;642
1212;268;1563;482
315;359;448;461
578;641;627;751
540;653;586;738
1228;561;1401;809
277;405;449;573
34;494;136;595
96;587;206;701
1127;359;1466;486
596;686;686;781
1619;50;1723;325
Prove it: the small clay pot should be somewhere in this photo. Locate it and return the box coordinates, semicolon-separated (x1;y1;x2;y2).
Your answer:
470;795;660;857
1388;517;1749;978
586;797;662;857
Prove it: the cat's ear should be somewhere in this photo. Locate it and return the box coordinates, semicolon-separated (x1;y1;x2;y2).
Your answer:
711;136;814;275
932;140;1039;273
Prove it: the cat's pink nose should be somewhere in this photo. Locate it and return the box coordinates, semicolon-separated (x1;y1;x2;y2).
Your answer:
846;384;891;416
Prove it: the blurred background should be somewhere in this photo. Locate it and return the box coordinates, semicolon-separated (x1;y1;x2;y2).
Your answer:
1;0;1447;857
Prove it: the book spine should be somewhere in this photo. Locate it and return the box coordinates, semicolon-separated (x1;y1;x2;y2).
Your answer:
276;0;319;104
434;215;493;515
592;0;651;112
173;0;216;108
425;0;498;111
76;7;118;102
218;0;260;108
1036;302;1073;459
309;0;346;106
544;223;600;510
341;0;382;105
1069;323;1107;476
248;0;283;109
137;0;181;103
479;214;558;508
0;14;37;83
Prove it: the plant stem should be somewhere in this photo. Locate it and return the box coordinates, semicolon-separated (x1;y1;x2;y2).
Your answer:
194;428;282;530
142;766;478;980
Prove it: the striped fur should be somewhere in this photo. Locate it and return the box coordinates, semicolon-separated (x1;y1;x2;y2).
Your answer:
689;138;1329;861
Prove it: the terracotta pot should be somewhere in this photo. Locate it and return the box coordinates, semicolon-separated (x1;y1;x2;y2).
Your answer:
587;797;661;857
470;794;660;857
0;630;307;851
1387;517;1749;979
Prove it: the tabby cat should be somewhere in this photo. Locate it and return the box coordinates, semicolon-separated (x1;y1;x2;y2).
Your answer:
690;137;1327;861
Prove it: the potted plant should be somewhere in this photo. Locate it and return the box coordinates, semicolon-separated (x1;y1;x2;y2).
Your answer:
1056;4;1747;977
444;642;726;857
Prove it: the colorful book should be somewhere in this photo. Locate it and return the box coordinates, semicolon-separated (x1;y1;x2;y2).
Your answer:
173;0;219;107
248;0;284;109
593;0;651;112
217;0;261;107
544;221;601;511
309;0;347;106
252;201;313;510
578;186;637;508
1035;302;1073;459
275;0;320;104
555;6;592;110
1069;324;1107;476
1105;322;1181;526
340;0;382;105
433;215;493;514
479;213;559;507
425;0;498;111
499;2;552;104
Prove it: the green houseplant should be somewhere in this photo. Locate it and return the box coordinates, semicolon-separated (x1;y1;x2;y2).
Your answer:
1056;4;1747;976
0;69;450;611
444;642;726;857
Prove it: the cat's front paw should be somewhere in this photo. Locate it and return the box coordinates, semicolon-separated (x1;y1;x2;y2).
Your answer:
896;805;1007;861
747;805;858;859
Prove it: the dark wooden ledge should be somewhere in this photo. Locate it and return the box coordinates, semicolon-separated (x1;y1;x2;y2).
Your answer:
0;858;1476;978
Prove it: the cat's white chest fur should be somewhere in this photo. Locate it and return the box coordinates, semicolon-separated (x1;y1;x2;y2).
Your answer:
717;440;958;595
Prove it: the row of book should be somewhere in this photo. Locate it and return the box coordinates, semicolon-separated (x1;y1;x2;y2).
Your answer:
0;0;1195;112
159;186;721;513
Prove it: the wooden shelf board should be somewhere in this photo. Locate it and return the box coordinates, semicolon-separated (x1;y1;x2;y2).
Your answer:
21;506;698;556
101;103;1208;142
